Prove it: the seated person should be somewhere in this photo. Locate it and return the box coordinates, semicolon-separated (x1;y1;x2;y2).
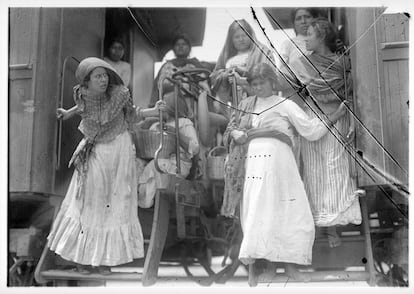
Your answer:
137;91;200;208
149;33;206;118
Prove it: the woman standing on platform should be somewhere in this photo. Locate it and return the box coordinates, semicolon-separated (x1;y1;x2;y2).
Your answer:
47;57;163;274
290;18;363;248
223;63;348;280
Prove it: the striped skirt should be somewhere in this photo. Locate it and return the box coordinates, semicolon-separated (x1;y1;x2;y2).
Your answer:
301;109;362;227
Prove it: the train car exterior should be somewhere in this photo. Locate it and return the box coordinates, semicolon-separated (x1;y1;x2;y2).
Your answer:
7;6;409;287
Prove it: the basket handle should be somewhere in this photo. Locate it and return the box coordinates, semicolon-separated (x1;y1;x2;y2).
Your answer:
208;146;228;157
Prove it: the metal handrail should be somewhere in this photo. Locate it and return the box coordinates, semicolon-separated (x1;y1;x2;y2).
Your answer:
230;69;239;107
154;68;210;175
174;83;181;175
154;76;167;174
56;56;79;170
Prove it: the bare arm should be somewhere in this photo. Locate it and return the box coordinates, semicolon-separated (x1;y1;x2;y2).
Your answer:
197;91;229;146
56;105;81;120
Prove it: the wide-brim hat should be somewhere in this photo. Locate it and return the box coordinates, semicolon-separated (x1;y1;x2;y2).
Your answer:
75;57;123;85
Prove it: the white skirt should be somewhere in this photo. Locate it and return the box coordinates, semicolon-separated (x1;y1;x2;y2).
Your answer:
239;137;315;265
47;131;144;266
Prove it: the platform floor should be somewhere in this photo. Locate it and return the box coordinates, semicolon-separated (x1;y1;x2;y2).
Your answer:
104;256;370;287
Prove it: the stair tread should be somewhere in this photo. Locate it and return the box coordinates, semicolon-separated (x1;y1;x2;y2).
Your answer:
41;269;142;281
315;235;365;242
256;270;369;283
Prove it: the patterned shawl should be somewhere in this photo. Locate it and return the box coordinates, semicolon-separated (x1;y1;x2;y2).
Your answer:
210;41;274;100
290;52;351;100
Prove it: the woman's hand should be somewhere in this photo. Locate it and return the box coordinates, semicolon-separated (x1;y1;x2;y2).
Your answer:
327;100;349;127
56;108;70;120
198;80;211;94
164;125;176;134
154;100;167;112
231;129;248;145
335;101;349;119
345;116;355;145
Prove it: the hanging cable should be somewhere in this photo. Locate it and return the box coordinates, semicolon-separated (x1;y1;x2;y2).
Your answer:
126;7;157;48
244;7;408;217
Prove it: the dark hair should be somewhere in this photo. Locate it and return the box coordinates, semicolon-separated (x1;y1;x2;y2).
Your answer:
291;8;321;35
310;18;338;52
172;33;192;49
105;38;125;55
247;63;278;87
291;8;320;22
224;19;255;58
108;38;125;49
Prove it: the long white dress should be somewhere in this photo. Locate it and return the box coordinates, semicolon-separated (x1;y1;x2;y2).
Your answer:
238;95;329;265
47;86;144;266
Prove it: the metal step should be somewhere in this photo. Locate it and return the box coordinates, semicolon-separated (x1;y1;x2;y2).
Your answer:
40;269;142;281
257;270;369;284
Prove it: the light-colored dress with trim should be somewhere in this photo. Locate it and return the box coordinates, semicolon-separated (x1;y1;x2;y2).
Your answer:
47;85;144;266
238;95;329;265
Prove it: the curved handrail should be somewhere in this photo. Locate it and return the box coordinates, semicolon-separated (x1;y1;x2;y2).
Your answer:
154;76;167;174
56;56;79;170
154;68;211;176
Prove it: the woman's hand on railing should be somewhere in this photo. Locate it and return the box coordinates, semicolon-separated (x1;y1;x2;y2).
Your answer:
56;105;79;120
154;100;167;112
327;100;349;127
228;70;248;86
345;116;355;145
56;108;69;120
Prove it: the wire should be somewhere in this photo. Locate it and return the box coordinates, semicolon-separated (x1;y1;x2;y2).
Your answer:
248;7;408;217
126;7;157;47
263;7;408;176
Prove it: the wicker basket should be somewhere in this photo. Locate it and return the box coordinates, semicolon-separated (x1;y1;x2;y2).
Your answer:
133;128;176;159
207;146;228;180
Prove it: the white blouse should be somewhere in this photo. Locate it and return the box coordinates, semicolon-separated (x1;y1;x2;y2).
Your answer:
252;95;328;142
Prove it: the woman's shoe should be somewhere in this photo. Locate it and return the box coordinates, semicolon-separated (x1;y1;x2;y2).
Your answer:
75;265;91;275
97;266;111;275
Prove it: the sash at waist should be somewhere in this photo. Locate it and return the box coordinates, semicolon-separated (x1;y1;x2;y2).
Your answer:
246;128;292;149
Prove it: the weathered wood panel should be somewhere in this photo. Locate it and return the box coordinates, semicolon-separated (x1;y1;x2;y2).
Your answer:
377;12;409;184
53;8;106;196
30;9;63;193
347;8;409;186
9;8;40;192
9;8;106;196
347;8;386;186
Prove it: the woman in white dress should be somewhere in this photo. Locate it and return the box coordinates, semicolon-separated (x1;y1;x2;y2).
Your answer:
47;57;163;274
223;63;348;280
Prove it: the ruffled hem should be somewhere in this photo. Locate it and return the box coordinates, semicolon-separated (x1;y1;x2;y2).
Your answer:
47;211;144;266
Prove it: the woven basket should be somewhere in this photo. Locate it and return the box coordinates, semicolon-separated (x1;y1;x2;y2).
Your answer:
207;146;228;180
134;128;176;159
